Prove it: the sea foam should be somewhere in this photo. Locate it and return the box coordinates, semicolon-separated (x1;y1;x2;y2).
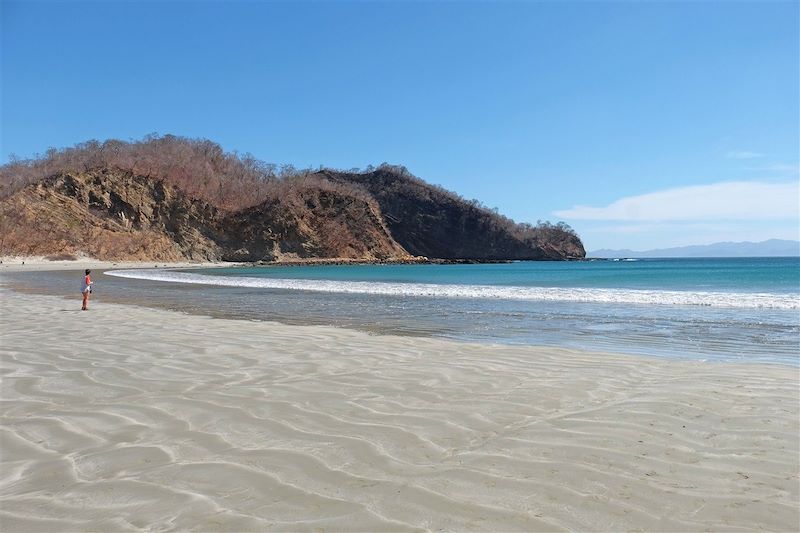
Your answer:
106;269;800;310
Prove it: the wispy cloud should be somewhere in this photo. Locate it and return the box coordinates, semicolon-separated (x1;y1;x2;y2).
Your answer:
726;150;765;159
554;181;799;221
571;218;800;250
745;163;800;174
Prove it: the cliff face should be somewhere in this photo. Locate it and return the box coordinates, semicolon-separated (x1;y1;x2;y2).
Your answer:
321;169;585;260
220;184;409;262
0;169;409;262
0;165;585;262
0;169;222;261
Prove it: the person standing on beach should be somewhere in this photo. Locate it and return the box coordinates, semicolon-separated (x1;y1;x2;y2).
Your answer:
81;269;93;310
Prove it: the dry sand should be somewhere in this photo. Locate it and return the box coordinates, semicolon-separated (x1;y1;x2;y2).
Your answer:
0;256;240;272
0;280;798;531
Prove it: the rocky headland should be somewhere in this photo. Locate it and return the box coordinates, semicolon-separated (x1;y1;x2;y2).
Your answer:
0;136;585;262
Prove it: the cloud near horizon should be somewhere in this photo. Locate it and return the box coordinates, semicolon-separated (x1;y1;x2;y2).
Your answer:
554;181;800;221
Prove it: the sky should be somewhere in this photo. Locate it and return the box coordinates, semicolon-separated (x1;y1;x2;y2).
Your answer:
2;0;798;251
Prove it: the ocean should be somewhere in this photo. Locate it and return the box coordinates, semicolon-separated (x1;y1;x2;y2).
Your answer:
6;258;798;365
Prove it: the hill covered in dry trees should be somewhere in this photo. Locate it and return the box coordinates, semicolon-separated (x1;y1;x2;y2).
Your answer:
0;135;585;262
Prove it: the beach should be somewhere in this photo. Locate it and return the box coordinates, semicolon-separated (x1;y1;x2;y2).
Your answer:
1;265;798;532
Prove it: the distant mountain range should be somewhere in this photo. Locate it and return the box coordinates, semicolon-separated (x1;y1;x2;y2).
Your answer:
589;239;800;258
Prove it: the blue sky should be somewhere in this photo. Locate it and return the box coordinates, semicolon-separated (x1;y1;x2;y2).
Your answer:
2;1;798;250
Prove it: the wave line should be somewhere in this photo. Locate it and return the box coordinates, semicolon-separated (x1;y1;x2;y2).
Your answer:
105;269;799;310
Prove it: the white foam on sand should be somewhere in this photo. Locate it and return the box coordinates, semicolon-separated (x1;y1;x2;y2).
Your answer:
1;289;798;531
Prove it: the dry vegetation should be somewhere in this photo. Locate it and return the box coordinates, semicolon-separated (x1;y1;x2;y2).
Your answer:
0;135;584;260
321;166;583;259
1;135;288;210
1;135;578;233
0;135;387;215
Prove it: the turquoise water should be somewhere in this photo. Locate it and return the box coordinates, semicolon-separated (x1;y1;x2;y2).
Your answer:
207;257;800;294
96;258;800;366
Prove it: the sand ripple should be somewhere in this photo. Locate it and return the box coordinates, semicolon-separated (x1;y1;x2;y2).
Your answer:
1;290;798;531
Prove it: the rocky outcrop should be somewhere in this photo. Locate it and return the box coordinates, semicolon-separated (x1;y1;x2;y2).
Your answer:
0;169;410;262
0;165;585;262
220;184;409;262
0;169;221;261
321;169;585;260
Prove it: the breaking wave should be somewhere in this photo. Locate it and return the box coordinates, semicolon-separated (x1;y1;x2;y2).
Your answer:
106;269;799;310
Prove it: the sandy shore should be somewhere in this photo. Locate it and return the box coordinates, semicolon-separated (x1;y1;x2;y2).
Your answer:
0;256;239;273
1;285;798;531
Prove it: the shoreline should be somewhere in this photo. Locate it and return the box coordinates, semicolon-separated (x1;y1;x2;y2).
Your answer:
0;255;245;273
1;282;798;530
2;281;796;372
3;271;797;370
3;257;798;368
0;254;586;274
